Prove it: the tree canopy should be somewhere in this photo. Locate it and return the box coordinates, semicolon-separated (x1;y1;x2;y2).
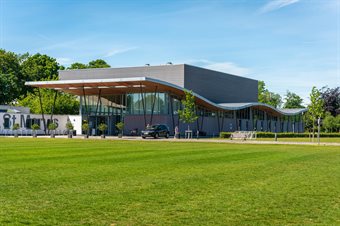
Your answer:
21;53;60;82
67;59;111;70
178;90;198;125
258;81;282;108
67;62;88;70
0;49;23;104
319;86;340;116
307;86;324;135
0;49;112;114
17;89;79;115
88;59;110;68
283;91;304;109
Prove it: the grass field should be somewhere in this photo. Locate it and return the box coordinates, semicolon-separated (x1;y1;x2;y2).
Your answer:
1;138;339;225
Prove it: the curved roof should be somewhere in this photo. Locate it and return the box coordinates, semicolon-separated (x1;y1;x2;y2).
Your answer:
25;77;307;116
218;103;306;115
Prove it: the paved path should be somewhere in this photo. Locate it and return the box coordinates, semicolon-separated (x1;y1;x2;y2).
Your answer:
2;135;340;146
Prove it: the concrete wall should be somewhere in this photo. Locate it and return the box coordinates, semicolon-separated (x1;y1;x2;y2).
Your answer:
59;64;185;87
0;113;81;135
184;65;258;103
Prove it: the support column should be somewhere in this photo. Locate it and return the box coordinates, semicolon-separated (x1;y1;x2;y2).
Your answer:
264;112;267;131
217;111;221;133
233;110;237;131
149;86;158;125
37;88;46;134
139;83;147;127
249;108;253;131
221;111;225;132
50;90;58;123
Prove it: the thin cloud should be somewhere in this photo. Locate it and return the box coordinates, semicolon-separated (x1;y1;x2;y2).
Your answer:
104;47;138;58
56;57;73;65
259;0;300;14
205;62;250;76
187;59;251;76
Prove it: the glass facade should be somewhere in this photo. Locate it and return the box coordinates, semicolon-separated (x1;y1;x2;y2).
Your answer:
127;92;169;115
81;94;126;116
78;91;303;134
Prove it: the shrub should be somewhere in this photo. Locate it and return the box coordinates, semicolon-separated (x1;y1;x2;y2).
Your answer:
116;122;124;132
219;131;340;138
82;123;89;134
48;123;57;131
12;123;20;130
66;121;74;131
219;132;232;138
98;123;108;134
31;124;40;131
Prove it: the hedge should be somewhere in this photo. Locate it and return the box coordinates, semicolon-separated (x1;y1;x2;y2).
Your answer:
219;132;340;138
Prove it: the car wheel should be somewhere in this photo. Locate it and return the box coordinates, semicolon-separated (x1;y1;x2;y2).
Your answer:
142;136;146;139
165;133;169;139
154;133;159;139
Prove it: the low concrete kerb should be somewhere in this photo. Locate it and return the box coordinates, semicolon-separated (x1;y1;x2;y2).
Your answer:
1;135;340;146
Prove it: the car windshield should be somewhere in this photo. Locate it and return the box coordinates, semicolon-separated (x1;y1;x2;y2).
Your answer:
146;125;158;129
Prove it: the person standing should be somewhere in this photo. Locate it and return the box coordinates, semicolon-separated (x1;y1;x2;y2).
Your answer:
174;126;179;139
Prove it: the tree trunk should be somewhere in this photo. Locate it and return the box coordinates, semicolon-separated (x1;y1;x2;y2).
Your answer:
312;123;315;142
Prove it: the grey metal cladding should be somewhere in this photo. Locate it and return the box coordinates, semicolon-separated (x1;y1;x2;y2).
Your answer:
59;64;185;87
59;64;258;103
183;64;258;103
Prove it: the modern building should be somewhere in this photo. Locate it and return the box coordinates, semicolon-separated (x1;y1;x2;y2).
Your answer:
25;64;306;136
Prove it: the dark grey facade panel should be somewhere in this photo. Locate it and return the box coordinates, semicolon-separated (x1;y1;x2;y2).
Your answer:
59;64;258;103
183;65;258;103
59;64;185;87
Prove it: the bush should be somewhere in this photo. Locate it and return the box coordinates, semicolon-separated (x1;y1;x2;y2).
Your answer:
82;123;89;133
31;124;40;131
48;123;57;131
219;131;340;138
66;121;74;131
98;123;108;134
12;123;20;130
219;132;232;138
116;122;124;132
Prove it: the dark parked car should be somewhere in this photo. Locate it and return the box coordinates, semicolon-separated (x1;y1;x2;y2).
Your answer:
141;124;170;139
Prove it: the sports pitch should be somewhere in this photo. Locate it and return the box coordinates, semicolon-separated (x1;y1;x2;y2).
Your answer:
0;138;339;225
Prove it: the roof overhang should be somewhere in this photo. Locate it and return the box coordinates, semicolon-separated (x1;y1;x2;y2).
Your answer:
25;77;307;116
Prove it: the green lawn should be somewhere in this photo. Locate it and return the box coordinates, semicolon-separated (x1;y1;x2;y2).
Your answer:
256;137;340;143
0;138;339;225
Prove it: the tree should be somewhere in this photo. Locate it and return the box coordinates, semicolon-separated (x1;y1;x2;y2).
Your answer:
178;90;198;130
283;91;304;108
21;53;61;82
258;81;267;103
303;111;313;132
0;49;24;104
88;59;110;68
68;62;87;70
258;80;282;108
17;88;79;115
319;86;340;116
336;115;340;132
307;86;325;138
265;92;282;108
0;74;21;104
322;112;336;132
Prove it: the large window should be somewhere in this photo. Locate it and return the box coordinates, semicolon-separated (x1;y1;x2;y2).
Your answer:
81;94;125;116
126;92;169;115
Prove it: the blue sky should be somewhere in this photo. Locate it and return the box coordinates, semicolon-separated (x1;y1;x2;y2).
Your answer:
1;0;339;104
